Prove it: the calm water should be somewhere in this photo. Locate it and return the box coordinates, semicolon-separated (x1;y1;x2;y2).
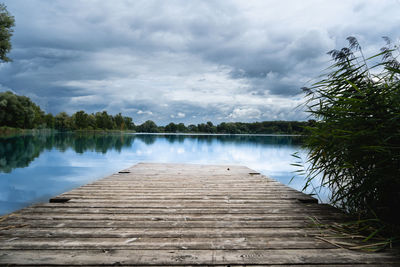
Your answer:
0;132;329;215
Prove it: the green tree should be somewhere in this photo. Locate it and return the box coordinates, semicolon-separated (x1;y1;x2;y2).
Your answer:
177;123;186;133
87;114;96;130
165;122;177;133
32;104;45;128
114;113;124;130
73;110;89;129
123;116;134;130
187;124;198;132
0;3;15;62
0;91;44;128
55;112;72;131
44;113;55;128
206;121;215;133
138;120;158;133
95;111;114;129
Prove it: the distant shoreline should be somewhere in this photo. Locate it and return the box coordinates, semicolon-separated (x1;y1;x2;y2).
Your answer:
129;132;303;137
0;127;303;138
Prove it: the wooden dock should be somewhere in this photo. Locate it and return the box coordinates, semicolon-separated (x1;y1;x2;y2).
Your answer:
0;162;398;265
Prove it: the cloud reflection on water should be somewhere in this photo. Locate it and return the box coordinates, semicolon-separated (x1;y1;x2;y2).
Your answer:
0;133;329;215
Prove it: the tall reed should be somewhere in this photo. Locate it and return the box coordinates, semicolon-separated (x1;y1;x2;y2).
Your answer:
299;37;400;231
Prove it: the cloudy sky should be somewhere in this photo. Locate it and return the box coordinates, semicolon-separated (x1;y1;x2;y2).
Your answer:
1;0;399;124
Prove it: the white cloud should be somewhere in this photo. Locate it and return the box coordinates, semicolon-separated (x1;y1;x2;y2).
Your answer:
137;110;153;115
228;107;261;120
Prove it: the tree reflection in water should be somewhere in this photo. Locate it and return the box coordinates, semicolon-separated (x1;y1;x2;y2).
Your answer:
0;132;303;173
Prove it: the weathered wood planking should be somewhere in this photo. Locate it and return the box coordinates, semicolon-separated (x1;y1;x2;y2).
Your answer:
0;162;399;266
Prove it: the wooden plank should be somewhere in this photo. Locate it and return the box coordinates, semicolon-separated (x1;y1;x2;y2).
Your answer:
7;265;388;267
49;199;313;204
0;249;398;265
55;195;316;202
14;206;342;215
0;227;323;238
56;193;310;198
1;213;343;221
58;192;306;197
0;219;332;228
32;202;312;209
0;237;335;250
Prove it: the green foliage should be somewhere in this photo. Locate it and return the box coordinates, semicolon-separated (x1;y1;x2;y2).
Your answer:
165;122;178;133
0;3;14;62
44;113;55;128
300;37;400;226
123;116;134;130
73;110;89;129
137;120;159;133
187;124;198;132
197;121;217;133
114;113;124;130
55;112;72;131
0;92;136;131
0;91;45;128
176;123;186;133
94;111;115;130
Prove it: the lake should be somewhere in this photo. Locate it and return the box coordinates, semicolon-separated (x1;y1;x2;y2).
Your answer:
0;132;329;215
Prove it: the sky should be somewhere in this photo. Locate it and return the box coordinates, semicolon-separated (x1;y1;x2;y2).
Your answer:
0;0;399;125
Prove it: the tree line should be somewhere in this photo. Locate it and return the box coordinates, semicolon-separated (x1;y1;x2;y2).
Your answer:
0;91;311;134
0;91;136;131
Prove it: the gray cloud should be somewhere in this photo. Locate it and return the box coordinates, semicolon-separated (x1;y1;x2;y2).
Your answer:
1;0;399;124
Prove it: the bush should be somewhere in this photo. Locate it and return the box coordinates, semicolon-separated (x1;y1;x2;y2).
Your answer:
300;37;400;226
